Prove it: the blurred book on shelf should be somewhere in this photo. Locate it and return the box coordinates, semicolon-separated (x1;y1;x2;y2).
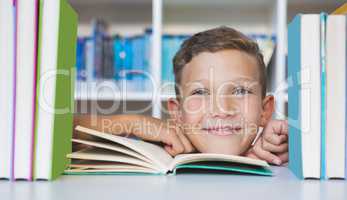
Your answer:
332;2;347;14
75;19;276;96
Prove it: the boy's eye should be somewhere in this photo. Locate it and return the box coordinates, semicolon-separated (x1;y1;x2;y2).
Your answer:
191;88;209;96
232;87;251;96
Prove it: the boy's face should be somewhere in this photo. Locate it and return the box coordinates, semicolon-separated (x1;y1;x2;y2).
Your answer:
168;49;274;155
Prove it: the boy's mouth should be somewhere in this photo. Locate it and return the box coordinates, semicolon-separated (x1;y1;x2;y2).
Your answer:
202;125;242;136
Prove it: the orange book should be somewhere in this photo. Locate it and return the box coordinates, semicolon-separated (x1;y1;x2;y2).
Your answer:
332;3;347;14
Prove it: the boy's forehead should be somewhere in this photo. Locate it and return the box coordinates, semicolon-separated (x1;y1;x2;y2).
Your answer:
180;50;260;86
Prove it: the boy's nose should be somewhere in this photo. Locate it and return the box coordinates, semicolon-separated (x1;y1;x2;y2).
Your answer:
209;94;238;118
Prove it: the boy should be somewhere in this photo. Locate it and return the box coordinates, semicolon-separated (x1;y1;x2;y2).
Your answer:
74;26;288;166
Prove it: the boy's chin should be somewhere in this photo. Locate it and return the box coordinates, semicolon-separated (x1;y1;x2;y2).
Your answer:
195;136;250;155
194;135;252;156
186;130;255;156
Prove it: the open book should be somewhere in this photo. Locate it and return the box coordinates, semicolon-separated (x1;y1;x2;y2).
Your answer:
64;126;272;176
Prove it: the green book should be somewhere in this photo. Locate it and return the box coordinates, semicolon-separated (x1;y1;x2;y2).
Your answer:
64;126;272;176
34;0;77;180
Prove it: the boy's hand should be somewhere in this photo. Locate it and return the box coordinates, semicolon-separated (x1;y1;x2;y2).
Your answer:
159;121;196;156
245;120;288;166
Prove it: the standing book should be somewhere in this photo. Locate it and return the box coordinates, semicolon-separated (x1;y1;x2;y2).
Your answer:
325;15;346;179
65;126;272;176
0;0;16;179
13;0;39;180
34;0;77;180
288;14;322;179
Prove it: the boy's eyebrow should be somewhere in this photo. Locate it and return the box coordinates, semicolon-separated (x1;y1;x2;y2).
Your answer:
182;78;261;93
230;77;259;83
185;77;259;85
183;79;210;88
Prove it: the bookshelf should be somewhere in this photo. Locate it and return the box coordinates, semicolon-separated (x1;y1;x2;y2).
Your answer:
75;81;175;101
69;0;342;119
2;166;347;199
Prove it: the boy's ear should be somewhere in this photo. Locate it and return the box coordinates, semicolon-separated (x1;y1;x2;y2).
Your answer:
167;98;182;123
260;95;275;127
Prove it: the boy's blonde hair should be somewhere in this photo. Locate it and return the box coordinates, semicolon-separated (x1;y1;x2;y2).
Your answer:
173;26;266;98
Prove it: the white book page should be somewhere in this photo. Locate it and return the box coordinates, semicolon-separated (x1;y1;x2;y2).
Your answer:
68;162;158;174
300;15;321;178
14;0;38;180
67;148;160;171
70;163;151;169
75;126;173;173
170;153;269;171
326;15;346;178
66;168;158;174
72;138;152;163
0;0;15;179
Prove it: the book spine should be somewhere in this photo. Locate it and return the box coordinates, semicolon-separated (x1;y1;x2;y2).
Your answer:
346;15;347;180
30;0;39;181
113;36;123;81
144;31;151;90
320;13;327;180
13;0;39;181
76;37;86;81
287;15;304;179
11;0;17;181
85;38;94;82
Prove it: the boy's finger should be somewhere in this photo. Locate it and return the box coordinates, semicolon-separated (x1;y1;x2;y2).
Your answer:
253;143;282;165
169;133;185;155
267;119;288;135
164;137;184;156
264;132;287;145
161;132;185;156
262;140;288;153
176;132;196;153
164;145;177;156
277;152;288;164
244;149;261;160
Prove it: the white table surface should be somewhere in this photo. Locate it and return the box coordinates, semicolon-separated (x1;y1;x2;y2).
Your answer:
0;166;346;200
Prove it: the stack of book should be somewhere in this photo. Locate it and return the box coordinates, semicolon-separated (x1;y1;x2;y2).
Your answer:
288;11;347;179
0;0;77;181
75;22;153;92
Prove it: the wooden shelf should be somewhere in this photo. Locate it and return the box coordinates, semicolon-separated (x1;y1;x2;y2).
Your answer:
69;0;295;118
75;81;175;101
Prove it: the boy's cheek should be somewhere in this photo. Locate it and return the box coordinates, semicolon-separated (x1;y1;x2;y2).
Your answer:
237;97;263;124
181;97;207;122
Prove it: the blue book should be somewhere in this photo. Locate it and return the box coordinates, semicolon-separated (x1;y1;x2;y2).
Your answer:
161;35;170;83
138;35;146;91
167;36;177;84
113;36;124;81
132;36;142;91
123;37;133;81
288;15;303;179
320;13;327;179
91;20;106;80
288;14;322;179
76;37;86;81
143;30;151;91
161;35;186;84
85;37;94;82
